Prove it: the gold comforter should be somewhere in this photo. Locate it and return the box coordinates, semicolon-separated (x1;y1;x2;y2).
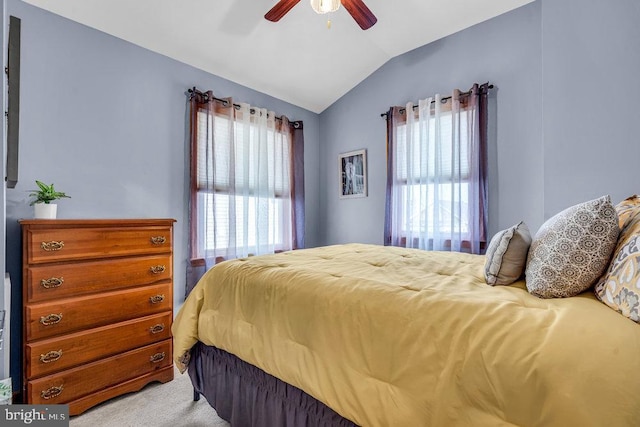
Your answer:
173;244;640;426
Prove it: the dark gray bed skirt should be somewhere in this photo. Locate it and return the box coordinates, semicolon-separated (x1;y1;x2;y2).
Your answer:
188;342;359;427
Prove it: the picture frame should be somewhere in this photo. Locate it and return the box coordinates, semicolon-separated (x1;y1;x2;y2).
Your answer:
339;149;367;199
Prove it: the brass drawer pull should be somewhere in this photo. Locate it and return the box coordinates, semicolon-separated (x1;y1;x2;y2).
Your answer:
150;236;166;245
40;313;63;326
149;294;165;304
149;324;165;334
41;385;64;400
41;277;64;289
40;350;63;364
150;352;165;363
41;241;64;251
150;265;166;274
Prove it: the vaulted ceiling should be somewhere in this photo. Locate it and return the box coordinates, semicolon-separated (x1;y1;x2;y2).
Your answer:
23;0;534;113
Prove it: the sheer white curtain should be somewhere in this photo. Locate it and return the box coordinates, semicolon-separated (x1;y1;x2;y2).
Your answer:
385;85;487;254
197;101;294;268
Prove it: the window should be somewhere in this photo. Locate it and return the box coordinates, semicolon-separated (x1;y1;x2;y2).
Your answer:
395;112;471;236
384;85;489;254
190;96;298;265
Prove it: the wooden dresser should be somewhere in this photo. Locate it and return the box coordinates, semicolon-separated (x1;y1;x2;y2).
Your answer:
20;219;175;415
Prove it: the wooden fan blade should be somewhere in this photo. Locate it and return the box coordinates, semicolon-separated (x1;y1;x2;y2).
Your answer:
341;0;377;30
265;0;301;22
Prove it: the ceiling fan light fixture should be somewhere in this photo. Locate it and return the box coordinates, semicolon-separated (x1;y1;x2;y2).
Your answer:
310;0;340;14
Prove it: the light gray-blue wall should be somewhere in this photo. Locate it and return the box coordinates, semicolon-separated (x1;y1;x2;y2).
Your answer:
319;2;544;246
318;0;640;247
3;0;321;387
542;0;640;218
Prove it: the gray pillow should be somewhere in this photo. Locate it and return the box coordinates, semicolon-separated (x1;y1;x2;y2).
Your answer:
484;222;532;286
525;195;619;298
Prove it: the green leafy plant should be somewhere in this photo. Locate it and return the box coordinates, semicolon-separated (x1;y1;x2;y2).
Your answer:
29;180;71;205
0;378;11;402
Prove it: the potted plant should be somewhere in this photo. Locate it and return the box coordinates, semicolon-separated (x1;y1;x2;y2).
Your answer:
29;180;70;219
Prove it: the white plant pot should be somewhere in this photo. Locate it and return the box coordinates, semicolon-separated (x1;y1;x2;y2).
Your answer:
34;203;57;219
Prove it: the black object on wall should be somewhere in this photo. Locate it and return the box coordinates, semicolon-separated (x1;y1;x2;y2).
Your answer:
6;15;20;189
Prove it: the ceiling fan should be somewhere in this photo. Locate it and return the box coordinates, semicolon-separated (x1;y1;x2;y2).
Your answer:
265;0;377;30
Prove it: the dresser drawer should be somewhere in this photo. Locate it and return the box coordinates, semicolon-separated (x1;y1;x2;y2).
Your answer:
26;282;172;340
26;254;172;303
26;311;173;379
24;225;172;264
27;339;172;405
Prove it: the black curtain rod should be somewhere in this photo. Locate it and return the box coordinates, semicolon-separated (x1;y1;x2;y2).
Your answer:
380;83;494;118
188;87;302;128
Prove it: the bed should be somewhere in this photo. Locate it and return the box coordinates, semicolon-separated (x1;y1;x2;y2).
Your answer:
173;223;640;427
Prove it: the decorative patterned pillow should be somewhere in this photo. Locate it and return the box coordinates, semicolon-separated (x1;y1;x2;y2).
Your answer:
615;195;640;230
594;197;640;322
484;222;532;286
525;196;619;298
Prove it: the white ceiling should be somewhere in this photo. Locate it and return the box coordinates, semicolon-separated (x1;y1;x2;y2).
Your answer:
22;0;534;113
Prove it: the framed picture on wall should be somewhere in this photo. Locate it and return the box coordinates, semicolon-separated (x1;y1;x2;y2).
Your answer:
339;149;367;199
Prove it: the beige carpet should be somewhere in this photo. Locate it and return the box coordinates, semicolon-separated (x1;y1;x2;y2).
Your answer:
69;368;230;427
